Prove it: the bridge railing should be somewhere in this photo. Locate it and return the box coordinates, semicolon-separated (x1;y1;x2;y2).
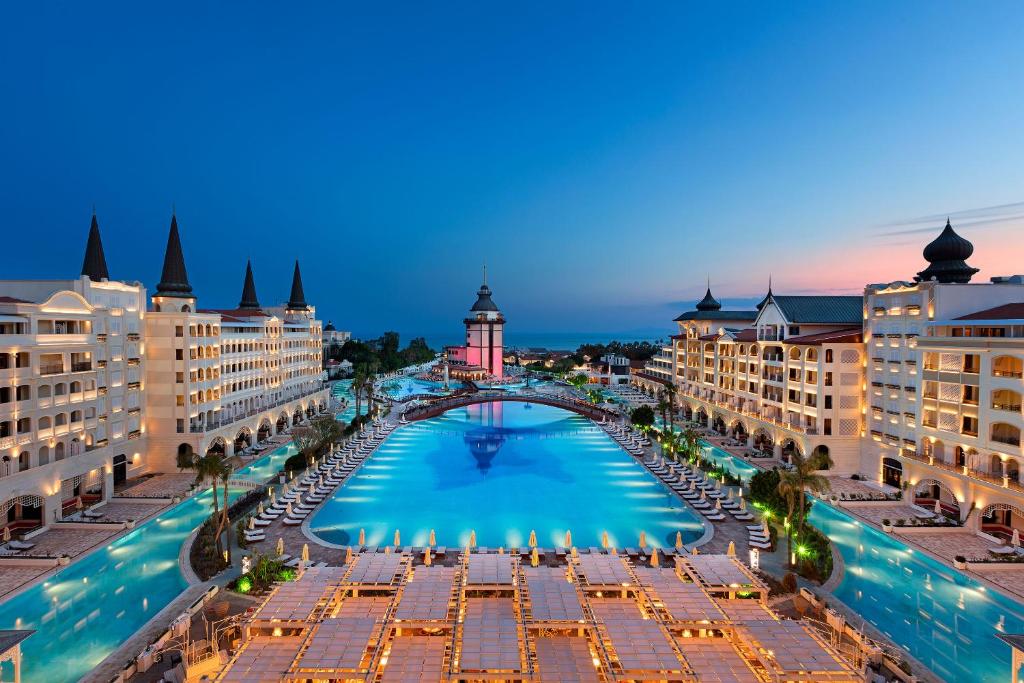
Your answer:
403;392;618;422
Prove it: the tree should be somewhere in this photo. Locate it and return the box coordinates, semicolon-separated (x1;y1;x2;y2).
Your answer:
566;373;589;391
630;405;655;430
661;382;677;431
292;416;342;465
178;448;232;559
659;429;683;461
656;397;670;430
679;427;702;463
777;449;833;568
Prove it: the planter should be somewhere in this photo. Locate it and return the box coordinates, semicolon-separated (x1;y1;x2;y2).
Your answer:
954;559;968;570
882;524;894;533
124;520;136;530
58;555;70;566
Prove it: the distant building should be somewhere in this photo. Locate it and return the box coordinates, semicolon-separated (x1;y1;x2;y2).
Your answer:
322;321;351;350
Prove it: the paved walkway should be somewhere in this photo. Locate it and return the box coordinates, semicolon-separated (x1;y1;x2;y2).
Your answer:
118;473;196;498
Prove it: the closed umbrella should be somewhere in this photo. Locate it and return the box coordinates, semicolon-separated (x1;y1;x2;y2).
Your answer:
424;547;432;566
727;541;736;557
257;501;264;516
468;530;476;548
394;530;401;547
285;502;293;517
675;531;683;550
715;499;722;510
358;528;366;545
269;490;276;505
528;530;537;548
276;537;284;556
2;527;10;543
934;499;942;515
639;531;647;548
248;517;256;530
740;498;747;511
762;520;770;536
651;549;660;567
601;531;610;549
691;546;699;556
301;543;309;564
429;529;436;547
565;530;572;548
345;546;353;564
531;547;540;567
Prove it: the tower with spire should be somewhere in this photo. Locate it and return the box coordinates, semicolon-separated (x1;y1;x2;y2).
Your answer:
238;260;261;310
153;213;196;312
464;266;505;378
81;212;110;281
914;219;979;284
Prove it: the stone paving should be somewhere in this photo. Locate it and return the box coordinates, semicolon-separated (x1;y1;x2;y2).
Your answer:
118;473;196;499
824;474;897;500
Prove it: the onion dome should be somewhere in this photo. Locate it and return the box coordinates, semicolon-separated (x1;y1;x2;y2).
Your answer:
915;219;979;284
695;286;722;312
471;283;499;312
324;320;336;332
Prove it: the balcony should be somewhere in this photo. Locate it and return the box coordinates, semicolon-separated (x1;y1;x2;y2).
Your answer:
71;362;93;373
126;382;141;391
993;433;1021;448
127;430;141;440
127;357;141;366
899;449;1024;494
127;333;141;341
993;401;1023;413
40;363;65;376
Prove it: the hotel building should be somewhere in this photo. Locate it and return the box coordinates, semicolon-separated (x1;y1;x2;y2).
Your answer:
639;220;1024;537
0;214;328;534
638;286;865;472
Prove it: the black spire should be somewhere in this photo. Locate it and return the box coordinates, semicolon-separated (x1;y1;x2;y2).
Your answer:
238;260;261;310
915;219;979;284
286;260;308;310
155;213;193;297
81;212;110;281
756;275;773;310
695;283;721;312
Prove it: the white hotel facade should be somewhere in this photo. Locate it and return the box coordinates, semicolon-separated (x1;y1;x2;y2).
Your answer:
0;214;328;534
638;221;1024;539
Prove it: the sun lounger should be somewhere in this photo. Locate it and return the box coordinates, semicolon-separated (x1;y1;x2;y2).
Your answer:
7;540;35;550
252;518;272;527
990;546;1016;555
749;540;772;549
245;532;266;542
83;509;105;519
285;557;301;567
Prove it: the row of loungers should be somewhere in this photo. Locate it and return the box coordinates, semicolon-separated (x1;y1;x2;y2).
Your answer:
600;422;651;456
244;423;397;543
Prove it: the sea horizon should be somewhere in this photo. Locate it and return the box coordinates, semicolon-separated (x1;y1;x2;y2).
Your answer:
351;330;670;353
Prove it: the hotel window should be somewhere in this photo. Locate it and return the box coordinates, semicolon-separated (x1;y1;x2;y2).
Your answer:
824;372;833;387
176;395;185;407
176;419;184;433
175;325;184;337
824;395;832;409
825;349;833;363
824;418;832;435
175;349;184;361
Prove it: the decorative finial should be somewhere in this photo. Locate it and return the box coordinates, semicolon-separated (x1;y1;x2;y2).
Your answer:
483;262;487;286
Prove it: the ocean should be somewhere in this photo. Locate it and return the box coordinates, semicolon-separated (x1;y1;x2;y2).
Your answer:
355;331;669;353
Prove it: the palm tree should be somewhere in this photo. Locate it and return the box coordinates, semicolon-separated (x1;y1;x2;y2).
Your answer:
179;449;231;557
680;427;702;464
213;462;233;563
778;448;834;548
662;382;677;431
660;429;683;461
351;370;367;418
656;397;670;430
777;479;798;567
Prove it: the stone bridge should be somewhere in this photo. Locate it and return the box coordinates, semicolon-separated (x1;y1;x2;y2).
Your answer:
402;392;617;422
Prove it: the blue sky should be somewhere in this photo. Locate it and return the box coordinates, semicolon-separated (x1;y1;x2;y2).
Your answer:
1;2;1022;338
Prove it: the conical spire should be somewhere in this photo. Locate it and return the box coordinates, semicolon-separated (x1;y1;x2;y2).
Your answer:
81;212;110;281
238;260;261;310
756;275;773;309
155;213;193;297
287;260;308;310
915;219;979;284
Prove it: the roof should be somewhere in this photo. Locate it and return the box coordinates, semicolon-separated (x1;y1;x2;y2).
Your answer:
765;295;862;324
238;260;261;310
0;630;33;655
784;327;863;345
81;213;110;281
470;283;500;312
0;296;33;304
674;309;757;322
955;302;1024;321
287;260;309;310
155;214;193;298
915;219;979;284
200;308;269;321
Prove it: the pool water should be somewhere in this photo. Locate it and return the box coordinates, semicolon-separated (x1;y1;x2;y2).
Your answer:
700;444;760;483
809;501;1024;683
309;402;704;549
380;376;453;399
0;443;296;683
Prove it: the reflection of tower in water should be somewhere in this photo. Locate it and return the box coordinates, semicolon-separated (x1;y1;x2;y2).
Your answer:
463;402;506;473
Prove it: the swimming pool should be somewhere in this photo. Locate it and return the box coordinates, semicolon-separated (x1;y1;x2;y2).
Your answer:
380;376;454;399
0;442;296;683
700;444;760;483
309;401;704;550
809;501;1024;682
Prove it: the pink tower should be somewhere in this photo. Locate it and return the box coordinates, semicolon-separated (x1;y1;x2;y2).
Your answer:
464;268;504;378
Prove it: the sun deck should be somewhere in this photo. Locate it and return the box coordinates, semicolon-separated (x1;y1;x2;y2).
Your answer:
208;550;857;682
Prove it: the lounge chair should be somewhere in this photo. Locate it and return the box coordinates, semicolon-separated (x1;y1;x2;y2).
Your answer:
7;540;35;551
244;532;266;542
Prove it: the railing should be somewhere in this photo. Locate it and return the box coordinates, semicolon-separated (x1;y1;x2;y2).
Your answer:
992;434;1021;447
39;364;65;376
899;448;1024;493
71;362;92;372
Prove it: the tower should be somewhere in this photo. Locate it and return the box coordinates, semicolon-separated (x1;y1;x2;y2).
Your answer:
153;213;196;312
464;268;504;378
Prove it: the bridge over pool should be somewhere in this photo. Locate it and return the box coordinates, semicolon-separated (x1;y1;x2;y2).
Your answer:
401;391;617;422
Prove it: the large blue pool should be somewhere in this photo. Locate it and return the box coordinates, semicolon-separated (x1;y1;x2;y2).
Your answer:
0;443;296;683
310;402;704;549
810;501;1023;682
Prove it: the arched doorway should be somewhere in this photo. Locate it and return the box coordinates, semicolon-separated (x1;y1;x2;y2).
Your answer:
981;503;1024;542
292;408;303;425
752;428;774;455
177;443;196;468
711;415;726;434
257;420;272;442
882;456;903;489
205;438;226;459
731;421;748;441
234;428;252;454
811;445;831;469
914;478;960;519
0;495;44;536
113;454;127;486
780;438;801;464
276;414;288;433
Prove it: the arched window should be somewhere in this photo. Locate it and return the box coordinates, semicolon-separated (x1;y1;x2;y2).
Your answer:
38;446;49;465
18;451;29;472
38;385;51;399
825;349;833;363
55;442;65;461
38;416;51;430
993;356;1024;379
54;383;66;396
789;347;801;361
806;348;819;362
70;410;82;423
70;380;82;394
992;389;1023;413
55;414;67;426
992;423;1022;447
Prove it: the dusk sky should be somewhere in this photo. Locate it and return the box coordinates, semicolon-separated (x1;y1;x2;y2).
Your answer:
2;2;1022;339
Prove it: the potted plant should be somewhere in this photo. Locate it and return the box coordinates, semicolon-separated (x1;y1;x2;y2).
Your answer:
954;555;968;570
881;518;893;533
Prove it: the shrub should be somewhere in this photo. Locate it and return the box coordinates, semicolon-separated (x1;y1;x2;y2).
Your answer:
748;469;786;518
630;405;655;429
781;572;798;594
